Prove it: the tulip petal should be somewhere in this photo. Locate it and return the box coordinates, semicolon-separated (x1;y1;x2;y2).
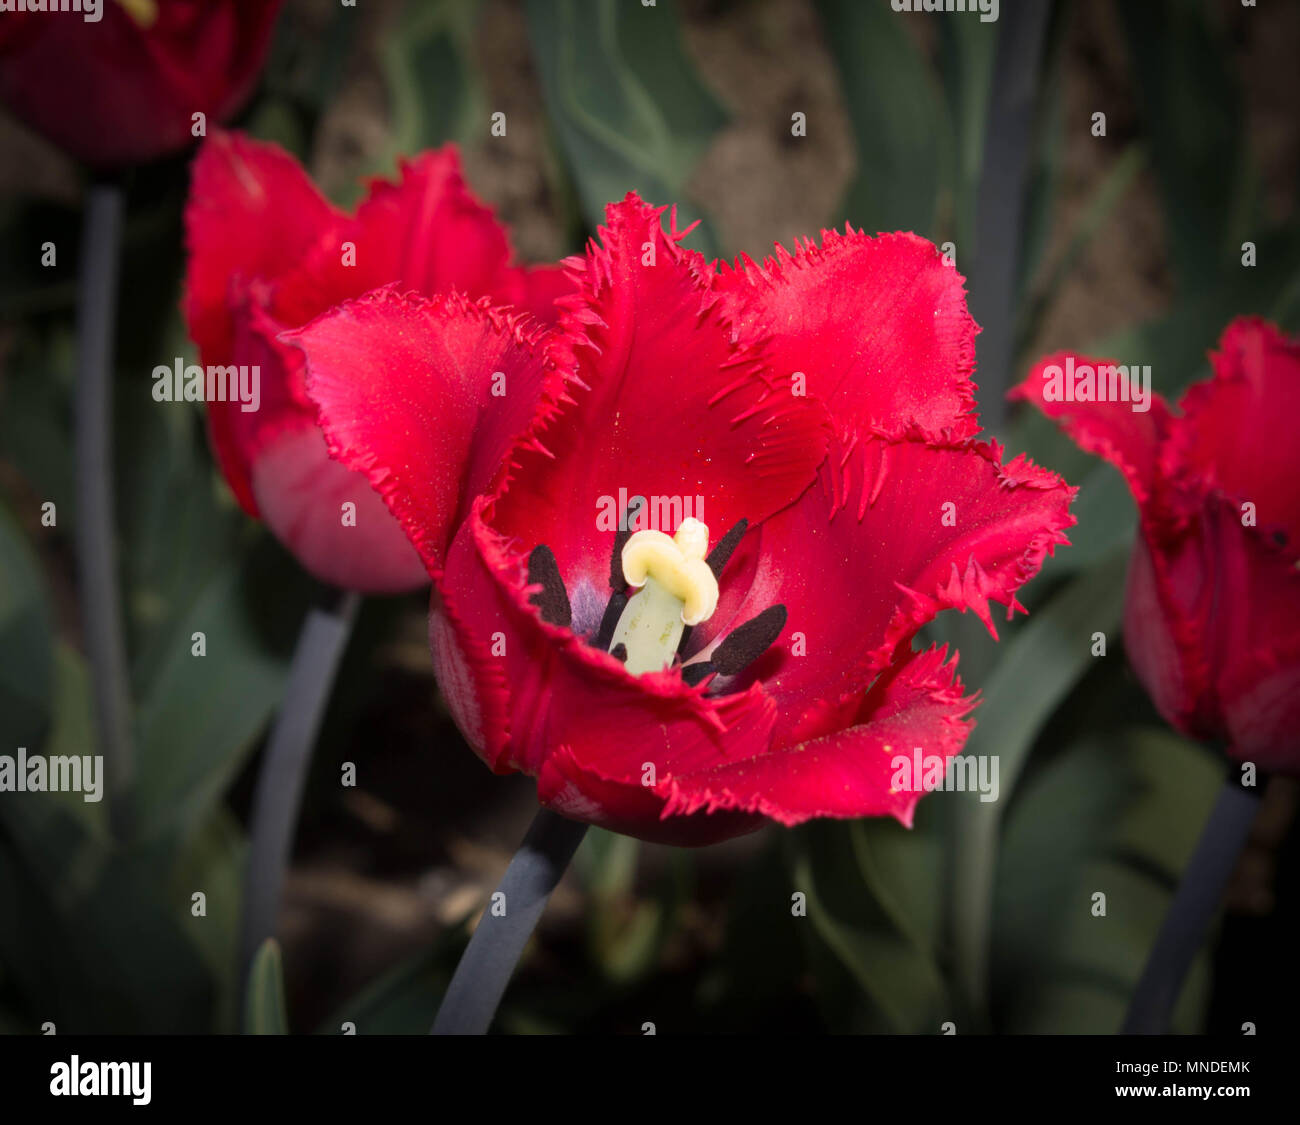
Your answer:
713;431;1076;744
290;288;557;576
270;148;570;330
202;292;315;517
206;295;428;591
483;193;831;611
184;131;343;373
1121;532;1210;740
536;749;765;846
435;505;783;780
659;645;974;828
1165;317;1300;548
1011;352;1173;506
718;229;980;441
1221;638;1300;774
252;425;428;593
532;676;778;843
1133;492;1300;769
513;264;576;325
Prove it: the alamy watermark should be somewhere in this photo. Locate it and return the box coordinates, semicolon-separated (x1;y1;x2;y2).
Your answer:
152;359;260;413
891;0;998;23
891;748;999;803
50;1056;150;1106
0;0;102;22
1040;356;1152;414
595;489;704;533
0;748;103;803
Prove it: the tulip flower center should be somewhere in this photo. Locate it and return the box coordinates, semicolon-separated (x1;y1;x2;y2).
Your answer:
611;518;719;675
527;515;786;690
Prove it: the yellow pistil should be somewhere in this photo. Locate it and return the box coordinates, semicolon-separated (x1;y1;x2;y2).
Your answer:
116;0;159;29
611;518;720;675
620;517;718;626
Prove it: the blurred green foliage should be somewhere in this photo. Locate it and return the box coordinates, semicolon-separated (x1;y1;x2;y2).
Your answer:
526;0;727;256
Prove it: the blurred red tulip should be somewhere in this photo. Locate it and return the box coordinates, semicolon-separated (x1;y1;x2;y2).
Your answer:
1015;318;1300;773
0;0;283;168
183;131;570;594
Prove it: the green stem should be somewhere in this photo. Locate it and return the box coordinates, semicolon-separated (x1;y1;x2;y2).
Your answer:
238;590;361;1007
967;0;1054;428
947;0;1054;1024
1123;774;1261;1034
74;182;132;837
432;809;588;1034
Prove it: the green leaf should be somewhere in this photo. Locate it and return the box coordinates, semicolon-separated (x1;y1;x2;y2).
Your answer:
132;544;311;843
0;778;106;915
114;316;315;847
576;825;639;898
1039;465;1137;581
0;326;77;517
787;818;948;1033
39;644;110;841
0;498;54;752
1017;17;1068;303
1017;144;1146;357
1117;0;1245;295
992;728;1221;1033
697;833;813;1032
114;387;242;698
579;829;648;981
847;812;944;957
816;0;946;237
318;923;471;1035
936;14;998;250
376;0;485;196
0;651;105;911
245;939;288;1035
1089;226;1300;394
0;842;214;1032
173;805;246;1032
524;0;726;256
262;0;356;120
968;551;1128;798
580;832;691;986
948;553;1128;1017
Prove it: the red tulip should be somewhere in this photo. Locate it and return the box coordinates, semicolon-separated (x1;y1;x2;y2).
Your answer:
0;0;283;168
183;131;570;593
291;196;1077;842
1013;318;1300;773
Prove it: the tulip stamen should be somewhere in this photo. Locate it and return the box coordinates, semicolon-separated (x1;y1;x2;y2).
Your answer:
611;518;720;675
609;521;634;590
704;518;749;579
527;544;571;628
593;590;628;651
680;604;788;689
678;517;749;656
